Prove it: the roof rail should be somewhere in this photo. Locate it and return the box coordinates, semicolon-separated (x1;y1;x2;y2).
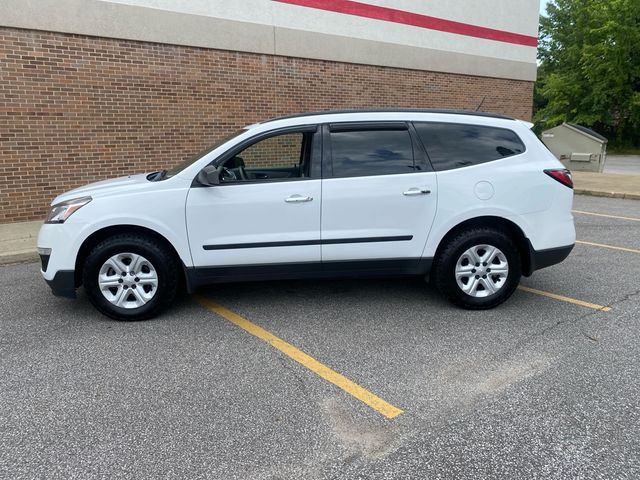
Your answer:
262;108;516;123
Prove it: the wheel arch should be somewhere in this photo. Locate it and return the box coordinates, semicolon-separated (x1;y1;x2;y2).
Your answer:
74;224;188;288
432;216;533;277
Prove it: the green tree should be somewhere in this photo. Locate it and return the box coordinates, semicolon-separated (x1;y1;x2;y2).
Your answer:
535;0;640;146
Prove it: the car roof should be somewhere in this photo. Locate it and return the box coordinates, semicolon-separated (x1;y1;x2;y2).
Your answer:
263;108;515;123
247;109;521;132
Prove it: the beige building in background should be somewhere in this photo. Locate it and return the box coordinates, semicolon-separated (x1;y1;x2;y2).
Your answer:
2;0;539;80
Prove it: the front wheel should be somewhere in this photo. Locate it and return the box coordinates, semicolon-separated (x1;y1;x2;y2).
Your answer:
83;234;180;320
432;227;521;309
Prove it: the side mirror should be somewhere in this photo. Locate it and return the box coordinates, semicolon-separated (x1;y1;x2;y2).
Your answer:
197;165;222;186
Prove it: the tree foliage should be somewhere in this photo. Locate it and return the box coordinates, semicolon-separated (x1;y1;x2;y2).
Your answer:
535;0;640;145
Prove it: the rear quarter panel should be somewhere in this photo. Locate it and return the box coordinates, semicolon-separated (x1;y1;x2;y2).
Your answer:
422;124;575;258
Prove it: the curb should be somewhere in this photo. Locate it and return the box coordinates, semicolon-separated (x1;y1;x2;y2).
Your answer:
0;250;39;266
574;189;640;200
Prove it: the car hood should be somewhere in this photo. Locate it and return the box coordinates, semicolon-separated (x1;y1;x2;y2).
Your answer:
52;173;152;204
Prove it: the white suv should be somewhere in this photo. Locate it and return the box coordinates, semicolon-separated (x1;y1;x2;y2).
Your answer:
37;110;575;320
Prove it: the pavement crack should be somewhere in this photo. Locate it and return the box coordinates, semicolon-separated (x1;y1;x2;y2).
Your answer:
276;350;314;402
581;331;599;342
609;288;640;307
498;287;640;359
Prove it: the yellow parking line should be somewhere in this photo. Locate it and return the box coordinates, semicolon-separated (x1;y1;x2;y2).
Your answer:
518;286;611;312
576;240;640;255
195;295;404;419
573;210;640;222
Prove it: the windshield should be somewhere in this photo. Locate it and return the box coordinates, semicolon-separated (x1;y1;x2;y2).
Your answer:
163;129;246;179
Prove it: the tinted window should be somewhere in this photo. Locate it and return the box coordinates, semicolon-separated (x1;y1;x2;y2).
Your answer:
414;123;525;171
330;130;415;177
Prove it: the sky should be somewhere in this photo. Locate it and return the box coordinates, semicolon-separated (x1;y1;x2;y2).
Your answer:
540;0;549;15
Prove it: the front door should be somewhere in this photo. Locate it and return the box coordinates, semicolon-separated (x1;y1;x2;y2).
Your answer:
186;127;321;269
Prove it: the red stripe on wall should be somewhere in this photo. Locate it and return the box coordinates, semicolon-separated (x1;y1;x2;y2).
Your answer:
273;0;538;47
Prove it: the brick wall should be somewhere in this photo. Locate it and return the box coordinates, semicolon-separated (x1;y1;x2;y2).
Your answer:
0;27;534;223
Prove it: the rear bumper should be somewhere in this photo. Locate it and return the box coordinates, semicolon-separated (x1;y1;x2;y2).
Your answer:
45;270;76;298
525;243;574;276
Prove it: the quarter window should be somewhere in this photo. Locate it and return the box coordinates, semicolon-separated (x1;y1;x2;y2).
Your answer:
414;123;525;171
330;129;416;177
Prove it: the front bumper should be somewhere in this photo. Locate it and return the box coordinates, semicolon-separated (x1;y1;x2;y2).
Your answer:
45;270;77;298
37;222;87;280
38;222;81;298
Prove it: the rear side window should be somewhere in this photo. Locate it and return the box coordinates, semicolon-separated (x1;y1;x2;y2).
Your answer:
330;129;415;177
414;122;525;171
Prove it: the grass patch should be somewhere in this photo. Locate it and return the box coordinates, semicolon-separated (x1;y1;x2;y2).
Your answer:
608;142;640;155
608;148;640;155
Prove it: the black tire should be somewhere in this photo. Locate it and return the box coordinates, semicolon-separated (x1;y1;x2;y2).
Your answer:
432;227;521;310
82;233;180;321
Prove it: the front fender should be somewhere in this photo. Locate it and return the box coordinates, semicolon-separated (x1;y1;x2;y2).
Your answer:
38;186;192;280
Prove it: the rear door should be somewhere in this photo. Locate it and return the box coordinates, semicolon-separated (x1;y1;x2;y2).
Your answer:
320;122;438;264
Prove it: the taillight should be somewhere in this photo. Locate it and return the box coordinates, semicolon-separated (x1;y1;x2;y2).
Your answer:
544;169;573;189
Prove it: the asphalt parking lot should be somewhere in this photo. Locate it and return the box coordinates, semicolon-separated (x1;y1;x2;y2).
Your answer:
1;195;639;479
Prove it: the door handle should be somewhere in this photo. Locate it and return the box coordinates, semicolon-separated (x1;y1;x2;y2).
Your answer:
285;194;313;203
403;188;431;196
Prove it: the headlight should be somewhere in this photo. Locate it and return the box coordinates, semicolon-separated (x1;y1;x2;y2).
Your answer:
45;196;92;224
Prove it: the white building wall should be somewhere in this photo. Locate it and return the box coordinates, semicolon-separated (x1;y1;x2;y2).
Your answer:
1;0;539;80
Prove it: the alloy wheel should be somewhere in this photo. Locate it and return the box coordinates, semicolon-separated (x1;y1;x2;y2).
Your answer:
98;252;158;309
454;244;509;298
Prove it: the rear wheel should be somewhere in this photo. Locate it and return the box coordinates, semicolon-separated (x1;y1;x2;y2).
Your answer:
83;234;179;320
433;227;521;309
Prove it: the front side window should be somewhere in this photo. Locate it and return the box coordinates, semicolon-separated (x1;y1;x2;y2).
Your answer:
414;123;525;171
219;132;311;183
329;129;416;178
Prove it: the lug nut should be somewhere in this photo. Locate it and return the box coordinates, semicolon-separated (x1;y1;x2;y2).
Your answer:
134;277;139;282
472;269;476;273
118;278;123;283
123;285;129;290
132;284;136;289
475;275;480;279
487;268;491;273
482;275;487;279
483;262;487;266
